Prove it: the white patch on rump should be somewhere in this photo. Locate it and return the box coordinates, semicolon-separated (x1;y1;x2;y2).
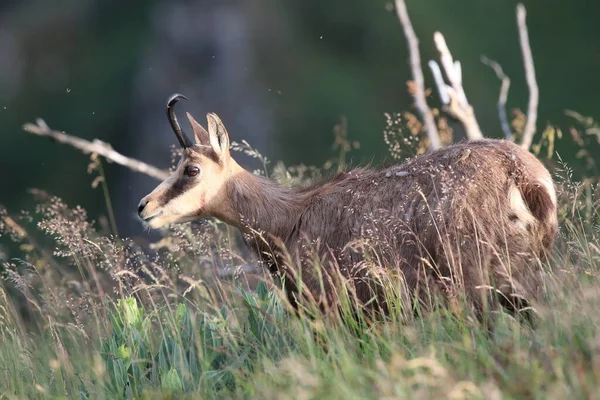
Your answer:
508;184;536;230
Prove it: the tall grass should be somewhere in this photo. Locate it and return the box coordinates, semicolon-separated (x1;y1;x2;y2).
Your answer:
1;118;600;399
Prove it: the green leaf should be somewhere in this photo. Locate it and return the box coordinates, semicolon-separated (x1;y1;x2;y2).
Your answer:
116;344;131;362
117;297;144;330
161;368;183;392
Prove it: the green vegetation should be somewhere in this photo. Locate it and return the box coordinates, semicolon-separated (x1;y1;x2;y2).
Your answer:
1;123;600;399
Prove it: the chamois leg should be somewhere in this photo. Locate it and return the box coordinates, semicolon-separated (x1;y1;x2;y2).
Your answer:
465;252;540;328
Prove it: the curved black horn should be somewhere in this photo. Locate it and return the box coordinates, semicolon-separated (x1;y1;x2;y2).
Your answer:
166;93;193;148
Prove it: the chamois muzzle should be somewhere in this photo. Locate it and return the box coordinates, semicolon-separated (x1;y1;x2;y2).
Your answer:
137;198;148;216
167;93;193;148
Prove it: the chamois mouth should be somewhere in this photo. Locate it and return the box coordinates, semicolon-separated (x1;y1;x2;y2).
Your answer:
139;212;162;226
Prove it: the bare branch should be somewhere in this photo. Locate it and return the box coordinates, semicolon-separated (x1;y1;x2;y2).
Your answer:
517;3;539;150
23;119;169;181
481;56;512;139
428;60;449;104
394;0;441;150
431;32;483;141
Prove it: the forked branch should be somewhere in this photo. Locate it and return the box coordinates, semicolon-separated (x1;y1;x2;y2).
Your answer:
394;0;441;150
517;3;539;150
23;119;169;181
429;32;483;141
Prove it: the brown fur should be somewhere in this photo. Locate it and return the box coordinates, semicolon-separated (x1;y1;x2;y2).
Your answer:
139;110;558;319
223;140;557;317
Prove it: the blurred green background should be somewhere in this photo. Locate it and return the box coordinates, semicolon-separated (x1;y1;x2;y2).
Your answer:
0;0;599;238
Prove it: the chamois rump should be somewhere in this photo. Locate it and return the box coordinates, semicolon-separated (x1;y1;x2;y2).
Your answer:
138;94;558;319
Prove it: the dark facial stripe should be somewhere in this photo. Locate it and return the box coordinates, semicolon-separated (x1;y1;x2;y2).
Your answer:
159;175;196;206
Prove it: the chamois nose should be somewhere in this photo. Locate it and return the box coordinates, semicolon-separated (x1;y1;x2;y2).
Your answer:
138;199;148;216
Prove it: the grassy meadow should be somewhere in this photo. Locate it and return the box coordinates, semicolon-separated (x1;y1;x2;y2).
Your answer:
1;115;600;399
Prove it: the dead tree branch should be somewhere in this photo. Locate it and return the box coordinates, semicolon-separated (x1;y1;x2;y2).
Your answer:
428;60;449;105
481;56;512;139
517;3;539;150
23;119;169;181
394;0;441;150
429;32;483;141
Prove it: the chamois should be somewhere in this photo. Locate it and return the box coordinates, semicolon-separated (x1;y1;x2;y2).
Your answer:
138;94;558;319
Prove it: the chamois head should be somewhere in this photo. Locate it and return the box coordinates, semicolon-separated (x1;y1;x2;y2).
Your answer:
138;94;243;229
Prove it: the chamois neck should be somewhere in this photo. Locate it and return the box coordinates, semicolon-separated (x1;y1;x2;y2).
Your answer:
224;170;303;237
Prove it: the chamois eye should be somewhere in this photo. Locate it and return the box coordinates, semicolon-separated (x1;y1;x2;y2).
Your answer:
184;166;200;177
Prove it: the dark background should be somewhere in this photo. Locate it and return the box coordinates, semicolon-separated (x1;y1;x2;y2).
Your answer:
1;0;599;239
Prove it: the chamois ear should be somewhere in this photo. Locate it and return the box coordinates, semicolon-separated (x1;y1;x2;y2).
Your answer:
206;113;230;161
186;112;210;145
